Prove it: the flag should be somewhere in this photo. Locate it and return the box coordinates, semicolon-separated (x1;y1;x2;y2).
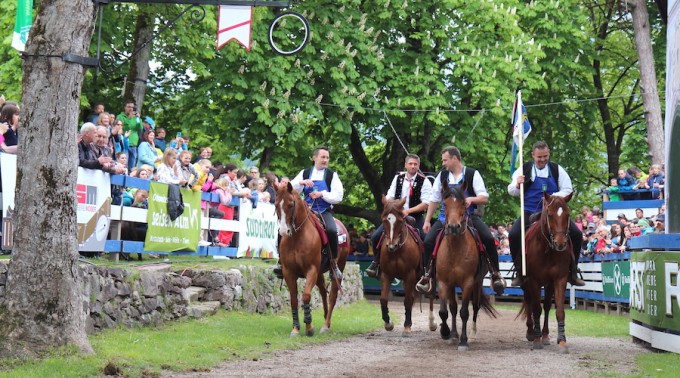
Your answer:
510;90;531;174
217;5;253;51
11;0;33;52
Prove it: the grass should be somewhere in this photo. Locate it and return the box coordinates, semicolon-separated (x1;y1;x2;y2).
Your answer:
0;300;380;378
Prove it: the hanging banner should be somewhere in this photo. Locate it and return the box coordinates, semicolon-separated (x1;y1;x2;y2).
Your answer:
12;0;33;51
145;181;201;252
217;5;252;50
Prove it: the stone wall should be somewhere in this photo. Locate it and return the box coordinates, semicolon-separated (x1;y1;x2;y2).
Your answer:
0;261;364;333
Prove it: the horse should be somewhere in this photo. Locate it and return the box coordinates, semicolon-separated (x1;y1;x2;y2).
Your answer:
435;182;497;351
518;191;574;353
274;182;349;337
377;196;435;335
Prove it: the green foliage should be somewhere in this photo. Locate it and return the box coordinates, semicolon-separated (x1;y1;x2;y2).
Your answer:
0;2;25;101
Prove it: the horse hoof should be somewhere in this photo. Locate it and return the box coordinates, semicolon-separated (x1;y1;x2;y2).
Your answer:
542;336;551;345
320;326;330;334
385;322;394;331
306;327;314;337
401;327;412;337
533;341;543;350
526;332;535;342
429;322;437;332
558;341;569;354
458;345;469;352
290;329;300;337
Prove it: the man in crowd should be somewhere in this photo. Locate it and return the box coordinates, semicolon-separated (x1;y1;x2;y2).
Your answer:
366;153;432;278
116;100;142;171
416;146;506;295
507;141;585;286
78;122;114;171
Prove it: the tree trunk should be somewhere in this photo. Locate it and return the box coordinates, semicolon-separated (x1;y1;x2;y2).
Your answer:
0;0;96;358
124;10;153;113
630;0;665;166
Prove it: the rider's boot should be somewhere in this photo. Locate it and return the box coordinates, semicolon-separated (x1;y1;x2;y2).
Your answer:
511;255;524;287
491;271;506;295
328;232;342;281
416;260;434;295
569;257;586;286
273;261;283;279
366;257;380;279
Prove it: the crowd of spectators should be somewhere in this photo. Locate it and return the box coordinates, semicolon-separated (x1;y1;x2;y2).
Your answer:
604;165;665;201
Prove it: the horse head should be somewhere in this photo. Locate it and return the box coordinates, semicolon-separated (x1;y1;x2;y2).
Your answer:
275;182;300;237
541;191;573;252
442;182;468;236
381;195;408;253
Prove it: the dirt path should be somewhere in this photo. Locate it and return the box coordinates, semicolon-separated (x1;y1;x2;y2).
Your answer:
167;302;648;377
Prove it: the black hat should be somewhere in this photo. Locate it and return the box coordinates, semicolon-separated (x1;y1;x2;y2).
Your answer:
617;213;627;219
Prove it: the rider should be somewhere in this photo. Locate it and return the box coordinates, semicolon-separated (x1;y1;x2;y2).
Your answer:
507;141;586;287
416;146;506;295
282;146;344;279
366;153;433;278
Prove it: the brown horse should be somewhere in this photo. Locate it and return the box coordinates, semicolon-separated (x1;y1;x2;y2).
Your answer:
435;182;497;351
275;182;349;337
519;191;573;353
378;196;435;335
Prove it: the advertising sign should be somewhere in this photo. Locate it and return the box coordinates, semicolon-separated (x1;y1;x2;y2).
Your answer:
145;182;201;252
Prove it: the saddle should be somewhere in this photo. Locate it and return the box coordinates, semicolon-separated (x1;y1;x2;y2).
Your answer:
432;223;485;260
311;213;330;246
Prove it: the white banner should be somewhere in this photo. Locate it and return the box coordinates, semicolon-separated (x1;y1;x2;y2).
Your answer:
217;5;252;50
237;199;278;259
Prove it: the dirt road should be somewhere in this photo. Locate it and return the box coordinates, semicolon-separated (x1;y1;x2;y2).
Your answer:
167;301;648;378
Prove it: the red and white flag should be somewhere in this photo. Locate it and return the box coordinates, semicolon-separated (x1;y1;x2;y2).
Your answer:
217;5;253;50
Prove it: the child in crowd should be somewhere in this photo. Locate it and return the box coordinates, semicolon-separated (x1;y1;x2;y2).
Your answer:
606;177;621;201
177;150;199;190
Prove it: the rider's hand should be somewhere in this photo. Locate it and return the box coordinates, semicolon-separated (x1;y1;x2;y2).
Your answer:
423;221;431;233
301;179;314;187
516;175;525;189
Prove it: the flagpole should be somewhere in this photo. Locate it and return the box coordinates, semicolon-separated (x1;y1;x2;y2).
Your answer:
516;90;527;278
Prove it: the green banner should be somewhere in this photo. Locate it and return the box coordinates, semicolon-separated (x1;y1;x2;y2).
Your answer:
145;182;201;252
601;260;630;299
630;251;680;331
12;0;33;51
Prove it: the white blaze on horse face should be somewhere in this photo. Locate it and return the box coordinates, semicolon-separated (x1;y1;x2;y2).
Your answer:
386;213;396;242
278;202;291;236
557;207;564;218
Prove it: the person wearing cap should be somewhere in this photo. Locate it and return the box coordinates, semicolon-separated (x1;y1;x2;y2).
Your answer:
617;213;630;227
654;213;665;233
639;218;654;235
143;116;155;132
508;141;586;286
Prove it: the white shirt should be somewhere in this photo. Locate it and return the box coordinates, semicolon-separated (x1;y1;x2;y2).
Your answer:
507;163;573;198
429;167;488;203
291;167;344;204
386;172;432;210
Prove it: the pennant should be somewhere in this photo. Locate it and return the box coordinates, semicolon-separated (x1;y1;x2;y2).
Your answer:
217;5;253;51
12;0;33;52
510;90;532;174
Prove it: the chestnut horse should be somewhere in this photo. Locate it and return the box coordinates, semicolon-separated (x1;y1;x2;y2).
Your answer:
435;182;497;351
378;196;435;335
518;191;574;353
275;182;349;337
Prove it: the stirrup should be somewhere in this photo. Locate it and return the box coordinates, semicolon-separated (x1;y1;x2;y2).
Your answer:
491;273;506;295
331;266;343;281
511;273;524;287
416;276;432;295
570;269;586;286
365;261;379;278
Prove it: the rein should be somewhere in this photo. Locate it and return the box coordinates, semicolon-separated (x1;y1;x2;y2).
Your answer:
289;196;312;233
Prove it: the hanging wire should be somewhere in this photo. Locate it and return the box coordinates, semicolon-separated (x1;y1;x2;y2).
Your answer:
383;110;409;155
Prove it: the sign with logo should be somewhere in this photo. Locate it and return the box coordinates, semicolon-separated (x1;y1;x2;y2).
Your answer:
145;182;201;252
237;199;278;259
630;251;680;330
601;260;630;301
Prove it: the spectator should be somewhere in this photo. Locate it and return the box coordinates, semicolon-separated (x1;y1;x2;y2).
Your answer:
617;169;637;199
580;206;593;222
629;223;642;237
136;129;159;168
630;167;648;188
177;150;199;190
78;122;113;170
605;177;621;201
195;147;213;163
253;178;269;203
645;164;664;199
156;148;187;186
192;158;213;191
263;171;279;203
168;132;188;151
579;217;589;232
96;112;112;128
352;231;369;256
142;116;155;134
574;214;584;231
616;213;629;227
116;100;142;171
635;208;644;220
583;228;598;257
638;218;654;235
154;127;167;152
612;226;631;253
213;177;235;247
88;103;105;124
654;213;665;233
593;226;612;255
0;99;20;154
610;223;622;246
110;119;130;155
499;238;510;255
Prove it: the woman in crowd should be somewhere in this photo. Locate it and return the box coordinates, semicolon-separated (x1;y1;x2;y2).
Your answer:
137;129;159;168
263;172;279;203
609;223;622;246
154;128;167;152
110;119;129;155
612;225;632;252
0;100;20;153
156;148;187;186
213;177;235;247
177;150;199;190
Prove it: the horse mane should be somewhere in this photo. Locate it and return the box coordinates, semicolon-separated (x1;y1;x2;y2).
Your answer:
381;199;403;217
442;184;466;203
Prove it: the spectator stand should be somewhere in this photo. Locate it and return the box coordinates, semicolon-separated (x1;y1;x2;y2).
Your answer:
106;174;241;259
601;188;663;223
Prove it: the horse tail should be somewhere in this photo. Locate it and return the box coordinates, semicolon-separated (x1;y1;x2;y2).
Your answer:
478;292;499;319
516;301;530;321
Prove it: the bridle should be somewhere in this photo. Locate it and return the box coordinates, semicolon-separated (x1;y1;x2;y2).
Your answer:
540;196;570;252
282;194;311;234
385;214;407;252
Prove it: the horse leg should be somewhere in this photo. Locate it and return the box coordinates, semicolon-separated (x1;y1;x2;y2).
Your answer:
555;280;569;354
469;283;482;341
317;273;331;334
302;269;318;337
449;286;459;340
380;274;394;331
542;283;554;346
524;289;534;342
402;272;416;336
428;297;437;332
531;285;543;350
438;283;451;340
322;268;342;334
458;285;472;351
284;275;300;337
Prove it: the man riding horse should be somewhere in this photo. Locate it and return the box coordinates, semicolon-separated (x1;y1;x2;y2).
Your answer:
366;153;432;278
507;140;585;287
273;146;344;280
417;146;506;295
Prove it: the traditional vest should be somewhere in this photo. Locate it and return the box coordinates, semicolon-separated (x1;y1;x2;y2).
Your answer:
393;172;426;216
438;167;478;222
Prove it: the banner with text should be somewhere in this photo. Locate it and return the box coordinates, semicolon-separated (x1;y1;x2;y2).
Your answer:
145;181;201;252
630;251;680;331
601;260;631;301
237;200;278;259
